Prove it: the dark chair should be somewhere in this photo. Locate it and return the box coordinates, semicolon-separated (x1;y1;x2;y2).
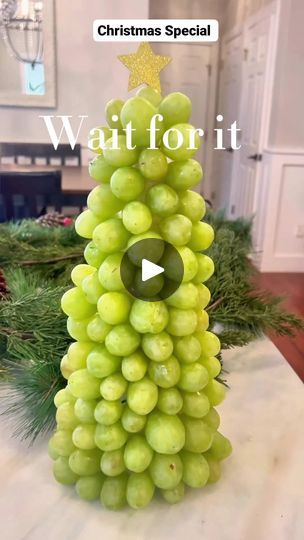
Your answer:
0;170;62;221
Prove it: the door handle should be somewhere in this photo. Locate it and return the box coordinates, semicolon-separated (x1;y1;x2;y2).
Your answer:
248;153;263;161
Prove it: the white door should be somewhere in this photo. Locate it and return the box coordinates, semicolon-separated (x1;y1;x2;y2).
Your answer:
153;43;213;188
215;32;243;212
231;4;278;221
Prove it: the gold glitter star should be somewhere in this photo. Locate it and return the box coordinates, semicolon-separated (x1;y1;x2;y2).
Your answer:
118;42;171;93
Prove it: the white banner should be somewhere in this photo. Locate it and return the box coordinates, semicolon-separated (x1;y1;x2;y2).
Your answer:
93;19;219;43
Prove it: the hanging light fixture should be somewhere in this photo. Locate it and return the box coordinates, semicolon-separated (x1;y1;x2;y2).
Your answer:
0;0;43;65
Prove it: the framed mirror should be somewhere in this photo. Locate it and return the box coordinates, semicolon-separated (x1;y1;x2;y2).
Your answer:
0;0;56;108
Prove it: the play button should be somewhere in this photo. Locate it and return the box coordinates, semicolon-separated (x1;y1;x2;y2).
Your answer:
120;238;184;301
142;259;164;282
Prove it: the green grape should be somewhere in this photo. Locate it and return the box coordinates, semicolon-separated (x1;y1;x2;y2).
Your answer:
146;184;179;217
72;424;96;450
166;282;198;309
100;474;128;510
181;450;209;488
138;149;168;182
127;232;164;265
68;369;101;400
209;432;232;460
126;472;155;509
97;291;131;325
205;455;221;483
67;341;95;372
100;448;126;476
88;125;112;154
136;86;162;107
157;388;183;415
178;362;209;392
121;351;148;382
67;317;90;342
105;98;124;129
193;254;215;284
162;123;201;161
74;398;98;424
121;406;147;433
166;159;203;191
87;344;121;379
145;412;185;454
188;222;214;251
93;218;130;254
130;300;169;334
159;92;191;127
196;331;221;358
161;245;198;283
69;448;101;476
49;430;75;457
167;308;198;337
122;201;152;234
181;391;210;418
94;399;123;425
87;184;123;220
95;422;127;451
75;209;100;239
110;167;145;202
61;287;96;320
182;416;213;453
60;355;70;380
124;435;153;473
179;190;206;222
127;377;158;415
200;356;221;379
196;283;211;309
149;453;183;489
53;456;79;485
89;155;117;184
48;441;59;461
196;310;209;332
148;356;180;388
100;373;127;401
174;335;201;363
98;252;125;292
56;402;79;430
204;379;226;407
142;332;173;362
105;324;140;356
82;272;105;304
76;474;104;501
84;242;107;268
159;214;192;246
133;269;164;298
204;407;221;431
71;264;96;287
84;241;107;268
86;315;112;343
161;482;185;504
54;387;75;408
121;96;162;147
103;135;138;167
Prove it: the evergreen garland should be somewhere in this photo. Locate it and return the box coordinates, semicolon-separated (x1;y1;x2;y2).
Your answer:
0;214;302;442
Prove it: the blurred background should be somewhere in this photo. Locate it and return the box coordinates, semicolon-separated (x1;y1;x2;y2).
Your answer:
0;0;303;275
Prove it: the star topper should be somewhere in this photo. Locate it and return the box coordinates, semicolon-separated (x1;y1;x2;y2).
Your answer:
118;42;171;93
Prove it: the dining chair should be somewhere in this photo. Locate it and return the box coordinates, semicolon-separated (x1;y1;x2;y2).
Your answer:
0;170;62;221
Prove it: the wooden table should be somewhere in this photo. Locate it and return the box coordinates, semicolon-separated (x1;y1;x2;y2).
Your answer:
0;165;96;194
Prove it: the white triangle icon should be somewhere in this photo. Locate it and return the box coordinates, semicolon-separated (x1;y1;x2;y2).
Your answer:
142;259;164;282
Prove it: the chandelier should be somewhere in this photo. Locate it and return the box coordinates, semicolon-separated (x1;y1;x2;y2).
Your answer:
0;0;43;65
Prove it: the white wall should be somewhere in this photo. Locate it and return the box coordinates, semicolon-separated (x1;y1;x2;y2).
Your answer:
0;0;149;145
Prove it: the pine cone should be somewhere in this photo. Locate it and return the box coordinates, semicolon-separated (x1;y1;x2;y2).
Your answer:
36;212;70;228
0;269;9;300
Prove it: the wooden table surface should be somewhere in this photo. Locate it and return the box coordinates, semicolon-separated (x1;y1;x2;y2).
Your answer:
0;165;96;194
